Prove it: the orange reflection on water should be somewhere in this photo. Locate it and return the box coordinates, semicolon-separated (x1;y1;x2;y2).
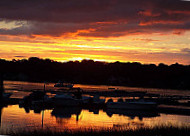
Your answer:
1;105;190;133
1;105;144;131
5;80;190;98
1;81;190;132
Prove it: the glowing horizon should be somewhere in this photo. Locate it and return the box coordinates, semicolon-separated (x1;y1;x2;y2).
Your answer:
1;0;190;65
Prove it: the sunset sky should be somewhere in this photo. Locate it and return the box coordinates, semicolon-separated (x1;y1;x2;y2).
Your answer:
1;0;190;64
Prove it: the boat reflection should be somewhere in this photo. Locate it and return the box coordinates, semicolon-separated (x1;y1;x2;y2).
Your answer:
88;108;99;114
19;102;160;122
51;107;82;121
52;107;157;123
1;104;190;132
105;109;160;120
19;104;45;114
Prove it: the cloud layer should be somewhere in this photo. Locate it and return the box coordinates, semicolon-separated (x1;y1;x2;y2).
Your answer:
1;0;190;37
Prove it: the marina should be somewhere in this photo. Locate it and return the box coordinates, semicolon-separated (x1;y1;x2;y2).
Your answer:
0;80;190;133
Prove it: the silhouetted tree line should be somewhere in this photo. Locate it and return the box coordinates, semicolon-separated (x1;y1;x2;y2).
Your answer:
0;57;190;90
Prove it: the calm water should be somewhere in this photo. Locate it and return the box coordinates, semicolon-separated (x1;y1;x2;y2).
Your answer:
4;80;190;98
1;80;190;132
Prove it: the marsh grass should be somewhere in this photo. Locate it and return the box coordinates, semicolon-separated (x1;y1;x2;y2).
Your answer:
4;125;190;136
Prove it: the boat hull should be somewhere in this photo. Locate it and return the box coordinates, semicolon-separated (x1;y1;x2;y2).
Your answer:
53;98;82;107
107;102;157;110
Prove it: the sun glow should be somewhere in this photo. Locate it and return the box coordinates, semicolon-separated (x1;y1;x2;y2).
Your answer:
1;30;190;64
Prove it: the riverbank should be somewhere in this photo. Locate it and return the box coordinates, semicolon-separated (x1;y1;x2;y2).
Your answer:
4;125;190;136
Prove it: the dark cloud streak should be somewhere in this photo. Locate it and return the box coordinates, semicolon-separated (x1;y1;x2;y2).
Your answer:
0;0;190;37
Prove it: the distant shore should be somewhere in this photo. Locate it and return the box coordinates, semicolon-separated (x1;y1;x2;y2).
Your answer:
1;57;190;90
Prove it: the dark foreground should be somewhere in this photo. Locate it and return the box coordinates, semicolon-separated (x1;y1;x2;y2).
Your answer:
2;125;190;136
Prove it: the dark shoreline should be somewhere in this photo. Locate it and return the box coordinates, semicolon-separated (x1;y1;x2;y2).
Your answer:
1;57;190;91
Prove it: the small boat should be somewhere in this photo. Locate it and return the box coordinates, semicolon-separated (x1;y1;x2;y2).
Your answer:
82;95;105;104
92;95;105;105
51;93;106;107
82;95;105;108
51;93;83;107
54;81;74;88
81;95;92;104
19;91;50;106
107;98;157;110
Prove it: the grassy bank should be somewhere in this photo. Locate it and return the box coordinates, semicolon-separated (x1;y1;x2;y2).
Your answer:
2;125;190;136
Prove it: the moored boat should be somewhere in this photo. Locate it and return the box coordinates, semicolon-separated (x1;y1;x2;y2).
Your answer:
51;93;83;107
107;98;157;110
92;95;105;105
19;91;51;106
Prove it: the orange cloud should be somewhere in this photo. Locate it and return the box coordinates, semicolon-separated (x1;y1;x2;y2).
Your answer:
138;10;161;17
167;10;190;15
139;20;183;26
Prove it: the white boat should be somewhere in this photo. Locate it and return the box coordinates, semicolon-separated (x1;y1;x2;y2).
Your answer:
82;95;105;106
92;95;105;105
82;96;92;104
19;91;50;106
52;93;83;106
51;93;105;107
107;99;157;110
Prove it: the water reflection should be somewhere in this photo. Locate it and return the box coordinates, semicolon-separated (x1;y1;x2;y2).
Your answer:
0;106;3;127
4;80;190;97
51;107;82;121
105;109;159;121
1;80;190;132
0;105;189;132
19;103;44;114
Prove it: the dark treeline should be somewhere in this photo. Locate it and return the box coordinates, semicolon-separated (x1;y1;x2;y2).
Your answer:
0;57;190;90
